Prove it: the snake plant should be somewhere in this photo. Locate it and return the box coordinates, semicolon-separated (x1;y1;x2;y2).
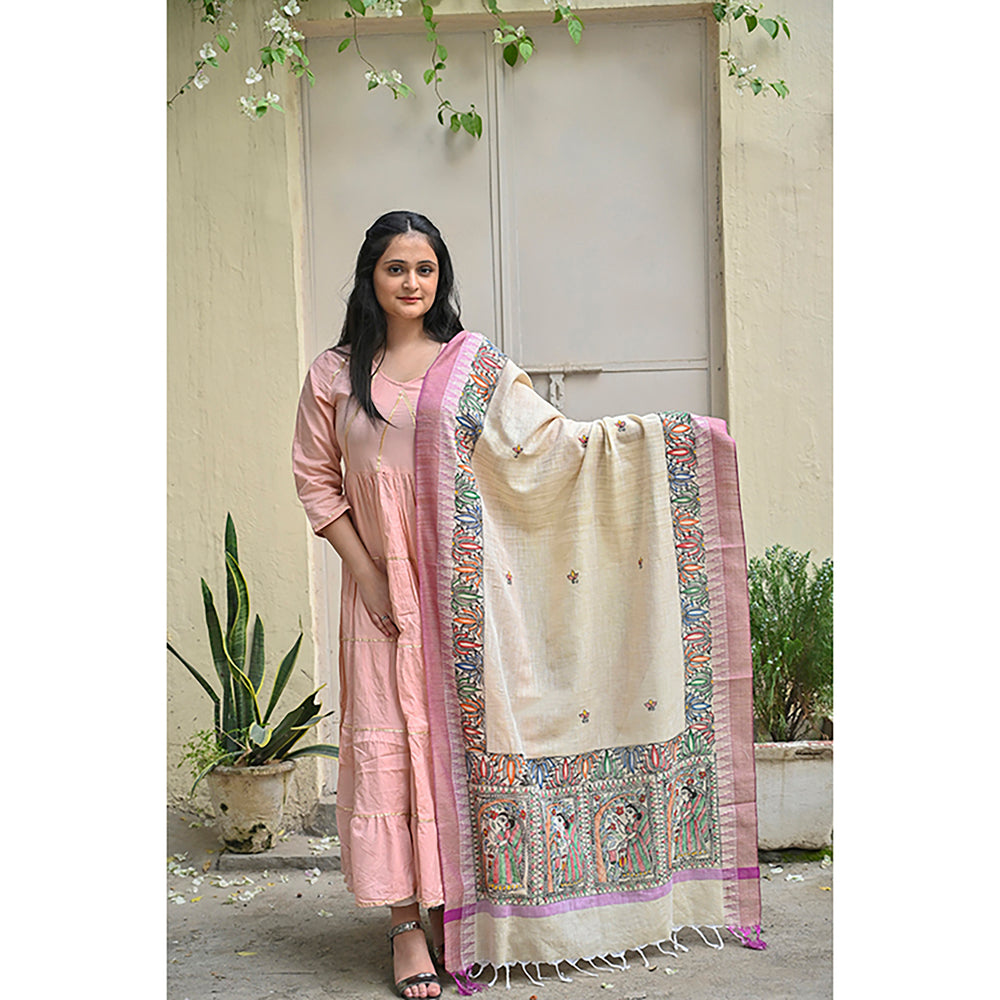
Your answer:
168;514;338;790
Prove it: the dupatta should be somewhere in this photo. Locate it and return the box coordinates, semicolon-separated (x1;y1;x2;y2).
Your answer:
415;332;763;988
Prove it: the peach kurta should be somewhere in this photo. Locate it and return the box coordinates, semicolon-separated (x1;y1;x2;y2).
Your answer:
293;347;444;907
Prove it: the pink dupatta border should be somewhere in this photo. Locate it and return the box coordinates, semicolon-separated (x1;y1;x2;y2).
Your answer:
693;415;763;943
415;331;484;971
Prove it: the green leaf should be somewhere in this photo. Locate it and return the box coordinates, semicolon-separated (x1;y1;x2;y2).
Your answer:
503;43;518;67
436;43;448;62
368;78;379;90
249;722;271;746
189;752;238;794
224;514;238;630
771;80;790;98
338;37;351;53
745;14;757;31
553;9;563;23
347;0;366;13
248;691;333;763
284;743;340;760
306;68;316;86
274;47;287;64
568;17;584;44
228;659;264;727
167;642;220;705
519;39;534;61
201;580;232;694
450;113;461;132
760;17;779;39
224;551;249;671
750;78;763;94
424;67;436;85
263;633;303;724
712;2;726;22
248;615;265;693
216;33;230;53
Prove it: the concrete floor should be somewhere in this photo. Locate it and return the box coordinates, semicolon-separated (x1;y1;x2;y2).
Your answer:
167;808;832;1000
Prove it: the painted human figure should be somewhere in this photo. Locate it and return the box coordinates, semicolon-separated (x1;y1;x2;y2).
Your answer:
673;777;712;857
483;809;523;891
617;802;654;877
549;810;585;889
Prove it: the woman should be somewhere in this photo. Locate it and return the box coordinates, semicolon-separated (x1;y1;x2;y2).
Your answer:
293;210;765;989
293;211;461;999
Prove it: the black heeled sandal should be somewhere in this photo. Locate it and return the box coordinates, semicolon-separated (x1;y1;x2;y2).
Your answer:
388;920;441;998
428;905;445;968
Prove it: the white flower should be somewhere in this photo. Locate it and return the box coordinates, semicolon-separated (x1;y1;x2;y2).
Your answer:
199;42;216;60
193;69;210;89
516;25;525;38
265;12;292;35
390;69;402;83
266;91;280;104
493;28;503;44
282;1;301;14
245;66;262;84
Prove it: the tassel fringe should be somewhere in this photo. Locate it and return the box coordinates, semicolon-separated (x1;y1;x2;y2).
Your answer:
447;924;763;990
727;923;768;950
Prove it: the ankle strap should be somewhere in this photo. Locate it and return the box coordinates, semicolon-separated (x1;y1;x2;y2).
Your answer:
388;920;422;940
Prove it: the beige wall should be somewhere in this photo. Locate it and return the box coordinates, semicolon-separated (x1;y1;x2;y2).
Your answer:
167;0;318;818
166;0;832;816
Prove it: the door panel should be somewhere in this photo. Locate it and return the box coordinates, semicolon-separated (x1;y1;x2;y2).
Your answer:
503;20;710;373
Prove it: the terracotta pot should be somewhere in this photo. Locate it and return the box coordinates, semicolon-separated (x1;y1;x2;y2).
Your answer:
206;760;295;853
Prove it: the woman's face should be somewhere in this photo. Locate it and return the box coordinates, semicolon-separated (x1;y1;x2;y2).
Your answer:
372;232;439;325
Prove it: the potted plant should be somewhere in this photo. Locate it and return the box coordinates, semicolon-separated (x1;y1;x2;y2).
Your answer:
169;514;338;853
748;545;833;850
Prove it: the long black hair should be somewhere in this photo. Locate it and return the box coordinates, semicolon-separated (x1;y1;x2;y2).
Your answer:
337;211;463;423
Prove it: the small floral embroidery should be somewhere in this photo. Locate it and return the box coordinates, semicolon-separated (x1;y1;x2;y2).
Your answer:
512;445;523;456
638;557;644;569
567;570;580;584
579;710;590;724
615;420;627;432
645;699;657;711
578;433;589;447
505;572;513;585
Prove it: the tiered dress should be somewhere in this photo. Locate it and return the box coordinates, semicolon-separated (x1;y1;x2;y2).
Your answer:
292;347;444;908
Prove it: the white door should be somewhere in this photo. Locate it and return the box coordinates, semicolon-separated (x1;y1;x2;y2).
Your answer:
302;14;721;794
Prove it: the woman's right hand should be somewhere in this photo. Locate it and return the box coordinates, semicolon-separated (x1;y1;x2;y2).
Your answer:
319;513;400;638
356;564;400;638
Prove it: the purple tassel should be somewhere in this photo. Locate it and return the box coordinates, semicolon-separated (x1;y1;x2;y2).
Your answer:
450;967;487;994
728;924;768;950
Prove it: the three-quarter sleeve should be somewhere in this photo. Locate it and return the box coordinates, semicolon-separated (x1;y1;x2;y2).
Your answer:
292;356;351;535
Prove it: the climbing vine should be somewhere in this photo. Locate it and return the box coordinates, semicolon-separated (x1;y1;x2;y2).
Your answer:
168;0;789;135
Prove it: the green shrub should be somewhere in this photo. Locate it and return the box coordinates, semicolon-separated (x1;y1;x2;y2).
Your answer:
748;545;833;742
